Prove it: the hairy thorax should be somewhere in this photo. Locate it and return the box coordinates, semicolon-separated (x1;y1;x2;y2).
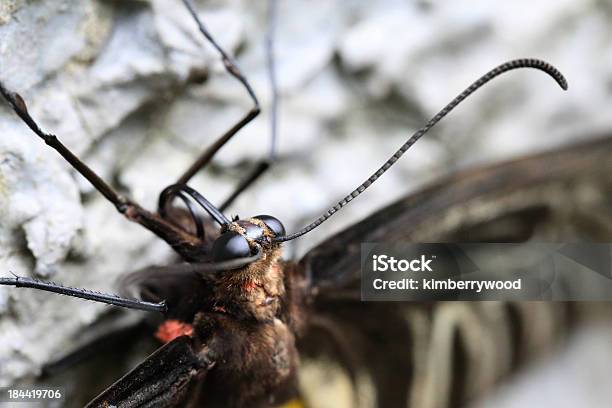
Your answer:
193;247;300;406
214;247;286;322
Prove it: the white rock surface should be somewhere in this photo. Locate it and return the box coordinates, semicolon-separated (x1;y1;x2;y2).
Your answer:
0;0;611;394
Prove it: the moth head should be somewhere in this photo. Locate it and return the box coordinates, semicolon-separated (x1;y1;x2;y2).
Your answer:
212;215;285;262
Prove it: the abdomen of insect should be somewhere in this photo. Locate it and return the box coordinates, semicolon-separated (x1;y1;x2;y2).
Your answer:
193;312;299;407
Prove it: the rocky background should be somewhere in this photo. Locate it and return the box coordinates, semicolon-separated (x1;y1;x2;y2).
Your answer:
1;0;612;405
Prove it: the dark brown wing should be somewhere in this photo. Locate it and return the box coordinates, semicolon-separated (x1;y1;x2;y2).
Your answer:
301;135;612;294
296;136;612;408
86;336;211;408
119;264;216;322
118;254;262;322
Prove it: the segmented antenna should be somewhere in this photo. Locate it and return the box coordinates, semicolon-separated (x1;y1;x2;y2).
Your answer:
273;59;568;242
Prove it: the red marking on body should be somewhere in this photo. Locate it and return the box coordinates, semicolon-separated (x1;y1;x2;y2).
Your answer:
271;262;281;274
155;320;194;343
213;305;227;313
242;280;258;291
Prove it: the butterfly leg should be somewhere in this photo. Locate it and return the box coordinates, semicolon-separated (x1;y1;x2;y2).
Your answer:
0;82;203;257
219;0;280;211
174;0;261;189
0;274;166;312
163;0;280;217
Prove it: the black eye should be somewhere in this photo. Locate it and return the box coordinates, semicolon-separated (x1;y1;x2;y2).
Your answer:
212;231;250;262
254;215;285;237
236;220;264;240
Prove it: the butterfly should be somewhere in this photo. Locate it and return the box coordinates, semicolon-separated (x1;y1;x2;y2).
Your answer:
0;0;591;407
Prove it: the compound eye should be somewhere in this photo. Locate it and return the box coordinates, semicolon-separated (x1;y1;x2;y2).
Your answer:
212;231;250;262
236;220;264;240
254;215;286;237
